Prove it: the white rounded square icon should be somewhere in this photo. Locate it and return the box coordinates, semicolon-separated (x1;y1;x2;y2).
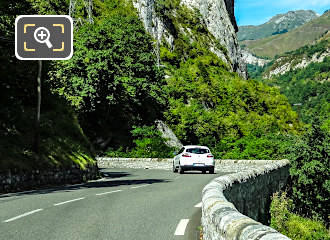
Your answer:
15;15;73;60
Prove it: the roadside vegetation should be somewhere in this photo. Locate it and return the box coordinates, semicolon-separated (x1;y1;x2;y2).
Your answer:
247;30;329;237
270;192;329;240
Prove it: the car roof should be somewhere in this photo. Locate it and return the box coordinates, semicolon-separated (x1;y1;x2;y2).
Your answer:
183;145;209;149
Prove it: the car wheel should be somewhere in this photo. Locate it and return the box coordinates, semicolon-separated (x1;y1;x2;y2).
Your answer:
179;165;184;174
173;162;178;173
209;168;214;174
202;170;206;174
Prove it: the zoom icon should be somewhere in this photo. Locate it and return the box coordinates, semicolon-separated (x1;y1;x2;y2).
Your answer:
15;15;73;60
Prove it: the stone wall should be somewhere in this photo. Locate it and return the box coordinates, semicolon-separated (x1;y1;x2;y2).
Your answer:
0;164;99;193
97;158;286;172
201;159;291;240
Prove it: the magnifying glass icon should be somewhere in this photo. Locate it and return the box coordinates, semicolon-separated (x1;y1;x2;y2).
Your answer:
34;27;53;48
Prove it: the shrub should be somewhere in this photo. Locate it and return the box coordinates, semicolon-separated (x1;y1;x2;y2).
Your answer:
270;192;330;240
105;126;175;158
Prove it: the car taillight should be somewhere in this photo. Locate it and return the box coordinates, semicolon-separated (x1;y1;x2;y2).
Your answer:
182;153;191;157
207;154;214;158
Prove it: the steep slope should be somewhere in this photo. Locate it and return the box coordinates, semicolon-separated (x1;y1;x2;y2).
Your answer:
128;0;302;159
265;39;330;78
238;10;318;41
258;39;330;124
133;0;247;78
241;11;330;58
0;1;96;171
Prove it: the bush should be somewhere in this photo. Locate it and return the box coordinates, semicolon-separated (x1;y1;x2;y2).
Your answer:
212;134;294;160
105;126;175;158
270;192;329;240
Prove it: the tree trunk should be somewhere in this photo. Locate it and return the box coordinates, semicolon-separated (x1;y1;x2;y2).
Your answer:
33;60;42;155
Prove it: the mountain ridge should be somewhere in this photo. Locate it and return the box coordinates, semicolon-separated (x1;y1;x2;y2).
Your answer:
238;10;319;41
240;11;330;58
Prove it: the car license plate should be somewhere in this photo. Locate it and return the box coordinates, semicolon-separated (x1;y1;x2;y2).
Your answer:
194;163;204;166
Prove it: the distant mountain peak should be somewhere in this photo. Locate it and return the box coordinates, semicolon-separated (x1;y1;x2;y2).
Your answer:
238;10;319;41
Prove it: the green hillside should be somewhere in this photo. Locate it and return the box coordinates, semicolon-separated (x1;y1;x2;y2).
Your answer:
238;10;318;41
0;41;95;171
241;11;330;58
252;39;330;126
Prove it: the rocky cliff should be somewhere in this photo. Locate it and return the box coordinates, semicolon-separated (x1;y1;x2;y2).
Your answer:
132;0;247;78
264;39;330;78
242;50;270;67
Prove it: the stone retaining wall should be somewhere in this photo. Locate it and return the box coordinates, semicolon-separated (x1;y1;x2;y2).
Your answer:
201;159;291;240
0;164;99;193
97;157;279;172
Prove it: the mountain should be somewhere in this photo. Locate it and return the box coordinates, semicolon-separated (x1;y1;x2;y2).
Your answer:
264;38;330;78
238;10;319;41
241;11;330;58
257;39;330;124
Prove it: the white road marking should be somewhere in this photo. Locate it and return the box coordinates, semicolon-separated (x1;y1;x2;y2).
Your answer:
3;209;43;223
194;202;202;208
174;219;190;236
96;190;123;196
53;197;85;206
131;184;149;189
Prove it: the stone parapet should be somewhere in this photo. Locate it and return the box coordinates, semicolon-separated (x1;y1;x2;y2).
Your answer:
201;159;291;240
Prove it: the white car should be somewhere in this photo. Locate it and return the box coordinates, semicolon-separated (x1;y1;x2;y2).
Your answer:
173;145;215;174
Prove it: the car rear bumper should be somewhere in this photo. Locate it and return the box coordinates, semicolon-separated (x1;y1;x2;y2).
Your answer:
180;165;214;171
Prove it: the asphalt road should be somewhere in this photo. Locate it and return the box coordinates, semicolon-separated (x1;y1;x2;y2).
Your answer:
0;168;228;240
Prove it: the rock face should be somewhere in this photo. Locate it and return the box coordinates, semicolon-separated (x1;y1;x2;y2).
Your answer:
241;50;270;67
156;120;183;149
266;47;330;78
132;0;247;79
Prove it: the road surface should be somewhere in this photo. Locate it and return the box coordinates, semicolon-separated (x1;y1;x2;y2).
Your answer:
0;168;229;240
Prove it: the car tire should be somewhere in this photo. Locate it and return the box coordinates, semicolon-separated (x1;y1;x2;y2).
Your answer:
179;165;184;174
209;168;214;174
202;170;206;174
173;162;178;173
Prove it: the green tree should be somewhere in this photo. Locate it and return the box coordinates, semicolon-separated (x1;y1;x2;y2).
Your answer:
288;117;329;223
48;15;166;149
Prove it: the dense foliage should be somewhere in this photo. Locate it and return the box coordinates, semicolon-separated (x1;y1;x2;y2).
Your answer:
0;1;96;170
106;126;174;158
270;192;329;240
48;15;166;148
288;118;329;224
263;57;330;125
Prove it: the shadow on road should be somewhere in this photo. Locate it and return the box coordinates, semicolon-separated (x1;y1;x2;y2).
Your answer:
0;170;170;199
99;170;131;179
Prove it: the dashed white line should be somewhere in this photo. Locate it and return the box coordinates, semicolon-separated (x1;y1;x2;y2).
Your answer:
53;197;85;206
3;209;43;223
194;202;202;208
131;184;149;189
96;190;123;196
174;219;190;236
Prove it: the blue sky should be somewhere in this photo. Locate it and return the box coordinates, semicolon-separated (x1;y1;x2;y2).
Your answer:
235;0;330;26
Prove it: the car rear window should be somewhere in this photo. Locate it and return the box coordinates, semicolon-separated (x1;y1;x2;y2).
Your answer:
186;148;210;154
